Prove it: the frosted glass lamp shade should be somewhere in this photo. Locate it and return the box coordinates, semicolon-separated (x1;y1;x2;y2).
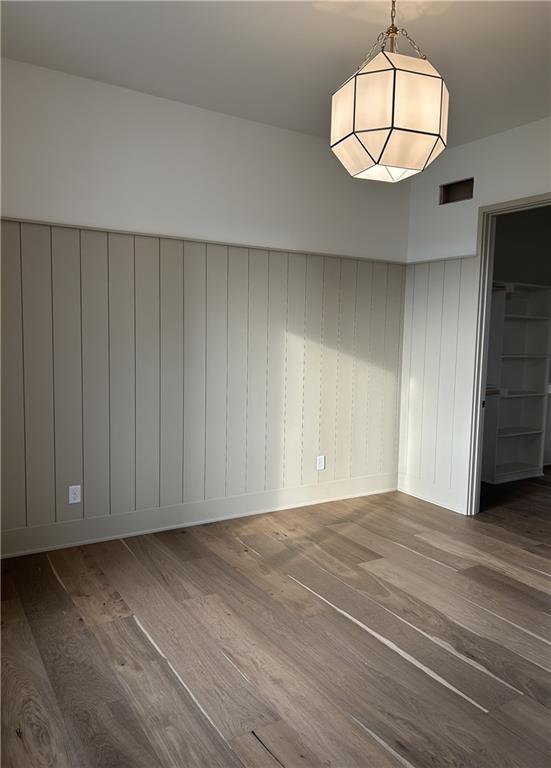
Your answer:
331;51;448;182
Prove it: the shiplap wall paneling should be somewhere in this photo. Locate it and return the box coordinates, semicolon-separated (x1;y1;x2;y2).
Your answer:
351;261;373;479
205;244;228;500
226;247;249;497
450;257;479;499
335;259;357;480
108;234;136;514
301;255;323;486
420;262;445;482
135;236;160;510
404;263;430;481
21;223;56;525
366;263;389;476
246;250;269;494
265;251;288;491
81;230;110;518
1;221;26;530
284;253;306;489
434;259;462;485
183;241;206;502
319;257;341;481
398;264;414;477
51;226;83;521
381;264;405;475
398;257;478;513
159;238;184;507
3;218;407;554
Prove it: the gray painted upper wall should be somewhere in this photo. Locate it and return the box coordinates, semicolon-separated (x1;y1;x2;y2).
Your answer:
4;61;549;271
1;59;410;263
407;118;551;263
2;220;405;555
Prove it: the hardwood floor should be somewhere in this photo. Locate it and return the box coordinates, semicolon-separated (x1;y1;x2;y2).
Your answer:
2;481;551;767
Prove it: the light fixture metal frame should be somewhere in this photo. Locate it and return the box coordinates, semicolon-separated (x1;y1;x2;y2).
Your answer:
330;1;449;183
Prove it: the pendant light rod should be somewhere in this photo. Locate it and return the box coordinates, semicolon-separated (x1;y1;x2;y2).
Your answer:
351;0;428;81
387;0;398;53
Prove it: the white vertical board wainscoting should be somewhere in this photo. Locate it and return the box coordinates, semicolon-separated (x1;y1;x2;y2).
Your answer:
1;220;404;556
398;256;479;513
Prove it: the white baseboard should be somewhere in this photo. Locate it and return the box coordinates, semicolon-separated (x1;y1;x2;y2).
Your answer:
1;473;397;557
397;474;467;515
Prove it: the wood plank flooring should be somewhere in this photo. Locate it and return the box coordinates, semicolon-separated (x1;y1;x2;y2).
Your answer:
2;478;551;767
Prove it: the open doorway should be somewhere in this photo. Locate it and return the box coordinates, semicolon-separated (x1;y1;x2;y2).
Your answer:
471;198;551;517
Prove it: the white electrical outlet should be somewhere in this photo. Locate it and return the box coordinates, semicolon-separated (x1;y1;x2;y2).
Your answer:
316;455;326;471
68;485;81;504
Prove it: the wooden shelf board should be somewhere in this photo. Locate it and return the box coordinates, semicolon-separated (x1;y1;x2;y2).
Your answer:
494;462;542;482
495;280;551;291
504;314;550;321
497;427;543;438
502;354;548;359
500;391;546;399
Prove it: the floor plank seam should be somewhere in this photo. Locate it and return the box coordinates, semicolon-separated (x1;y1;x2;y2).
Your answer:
459;595;551;647
45;553;69;593
251;731;286;767
350;715;419;768
288;574;490;713
132;614;228;743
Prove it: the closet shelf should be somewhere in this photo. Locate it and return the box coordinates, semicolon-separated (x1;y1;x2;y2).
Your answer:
482;281;551;485
497;427;543;438
500;390;545;399
501;354;547;359
495;462;543;482
495;280;551;291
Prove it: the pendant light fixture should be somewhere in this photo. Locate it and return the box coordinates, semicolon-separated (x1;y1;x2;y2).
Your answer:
330;0;449;183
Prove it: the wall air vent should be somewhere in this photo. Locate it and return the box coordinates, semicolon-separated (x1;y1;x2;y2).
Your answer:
439;177;474;205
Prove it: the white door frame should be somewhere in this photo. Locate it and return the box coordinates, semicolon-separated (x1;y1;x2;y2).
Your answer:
466;192;551;516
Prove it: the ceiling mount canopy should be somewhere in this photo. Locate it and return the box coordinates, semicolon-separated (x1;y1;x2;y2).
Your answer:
330;0;449;183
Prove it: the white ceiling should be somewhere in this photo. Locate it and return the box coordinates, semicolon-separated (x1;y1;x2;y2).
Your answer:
2;1;550;147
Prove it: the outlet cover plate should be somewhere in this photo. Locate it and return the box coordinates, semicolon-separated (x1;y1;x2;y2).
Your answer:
68;485;81;504
316;455;326;471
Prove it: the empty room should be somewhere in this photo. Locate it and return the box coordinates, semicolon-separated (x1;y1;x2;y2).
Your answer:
1;2;550;767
